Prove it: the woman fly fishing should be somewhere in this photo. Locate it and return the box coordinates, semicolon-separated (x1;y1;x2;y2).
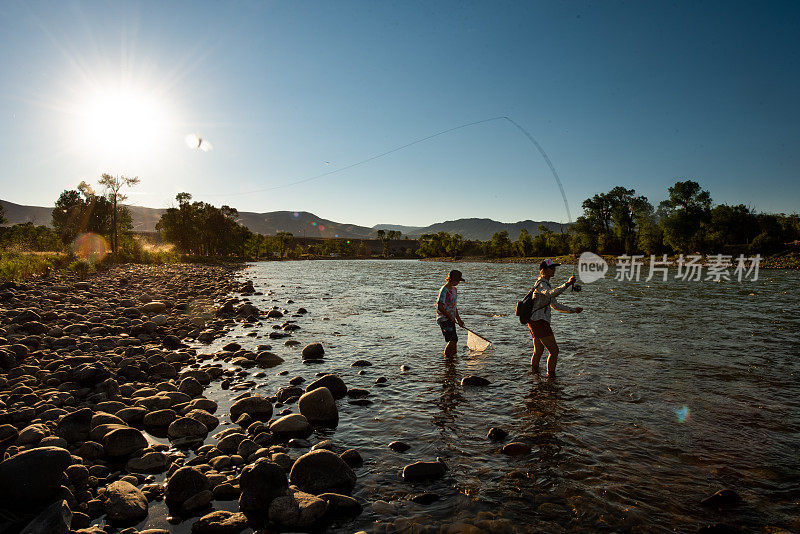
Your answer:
528;259;583;377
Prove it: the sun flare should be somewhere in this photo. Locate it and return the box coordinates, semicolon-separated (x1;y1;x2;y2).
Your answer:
75;86;172;162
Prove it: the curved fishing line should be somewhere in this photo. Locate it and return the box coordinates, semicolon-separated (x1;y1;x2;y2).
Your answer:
202;116;573;227
202;116;506;196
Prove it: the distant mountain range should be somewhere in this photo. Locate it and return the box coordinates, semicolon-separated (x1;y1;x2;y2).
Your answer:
1;199;568;241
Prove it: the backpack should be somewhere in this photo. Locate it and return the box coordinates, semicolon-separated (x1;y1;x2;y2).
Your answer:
515;289;534;324
515;280;551;324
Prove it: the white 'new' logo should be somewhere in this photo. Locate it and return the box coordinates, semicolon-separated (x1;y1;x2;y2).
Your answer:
578;252;608;283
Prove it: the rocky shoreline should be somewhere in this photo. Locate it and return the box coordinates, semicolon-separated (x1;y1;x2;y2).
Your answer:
0;264;385;533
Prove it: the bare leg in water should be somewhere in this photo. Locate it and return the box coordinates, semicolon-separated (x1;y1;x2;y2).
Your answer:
531;335;559;377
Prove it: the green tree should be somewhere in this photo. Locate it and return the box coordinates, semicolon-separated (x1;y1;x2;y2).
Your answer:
516;228;534;256
486;230;514;258
98;173;140;254
658;180;712;253
0;203;6;224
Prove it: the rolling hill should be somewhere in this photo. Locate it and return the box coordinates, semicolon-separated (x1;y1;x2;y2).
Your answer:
1;199;569;240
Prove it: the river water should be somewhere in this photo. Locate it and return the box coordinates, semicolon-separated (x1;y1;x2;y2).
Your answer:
166;260;800;533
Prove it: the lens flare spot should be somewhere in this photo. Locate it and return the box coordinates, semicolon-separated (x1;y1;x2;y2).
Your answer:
72;233;109;263
293;212;300;218
675;405;690;423
318;225;325;231
312;222;317;227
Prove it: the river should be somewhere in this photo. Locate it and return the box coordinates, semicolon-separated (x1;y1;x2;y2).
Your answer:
154;259;800;533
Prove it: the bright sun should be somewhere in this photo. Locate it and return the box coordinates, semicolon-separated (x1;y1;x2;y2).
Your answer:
77;87;171;162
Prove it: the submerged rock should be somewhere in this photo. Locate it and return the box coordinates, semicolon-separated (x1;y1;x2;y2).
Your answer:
401;458;448;482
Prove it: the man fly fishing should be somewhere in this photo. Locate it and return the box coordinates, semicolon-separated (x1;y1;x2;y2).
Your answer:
437;269;465;357
528;259;583;377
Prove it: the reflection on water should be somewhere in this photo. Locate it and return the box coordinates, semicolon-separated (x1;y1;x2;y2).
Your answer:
175;260;798;533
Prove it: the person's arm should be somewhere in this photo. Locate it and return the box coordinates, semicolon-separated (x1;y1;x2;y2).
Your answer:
533;275;576;299
551;300;582;313
453;308;464;328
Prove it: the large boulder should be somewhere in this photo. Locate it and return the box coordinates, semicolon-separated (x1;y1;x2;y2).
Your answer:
102;426;147;457
141;301;167;314
74;363;111;385
268;490;328;529
301;343;324;360
168;417;209;440
289;450;357;495
166;466;209;504
103;480;148;522
126;451;170;473
19;499;71;534
238;458;288;512
0;447;72;510
305;374;347;399
269;414;312;439
297;387;338;424
229;395;272;422
191;510;248;534
54;407;93;443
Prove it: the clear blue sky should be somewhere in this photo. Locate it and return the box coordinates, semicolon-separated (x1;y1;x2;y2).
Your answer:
1;1;798;227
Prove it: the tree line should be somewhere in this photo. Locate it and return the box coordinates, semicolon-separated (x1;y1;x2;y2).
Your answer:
2;178;798;261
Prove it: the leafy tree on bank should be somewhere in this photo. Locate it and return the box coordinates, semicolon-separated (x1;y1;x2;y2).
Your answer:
0;203;6;224
486;230;514;258
658;180;712;253
156;193;253;256
98;173;140;254
274;232;293;259
52;181;131;245
516;228;534;257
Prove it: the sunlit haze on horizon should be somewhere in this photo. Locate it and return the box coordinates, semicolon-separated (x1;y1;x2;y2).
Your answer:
1;1;798;227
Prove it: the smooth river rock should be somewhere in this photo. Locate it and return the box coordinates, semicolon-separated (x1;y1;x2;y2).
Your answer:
305;374;347;399
297;387;338;424
238;458;289;512
0;446;72;510
103;480;148;522
289;450;357;495
401;458;448;482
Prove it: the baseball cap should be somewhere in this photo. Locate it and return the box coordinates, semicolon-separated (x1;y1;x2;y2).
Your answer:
448;269;466;282
539;259;561;270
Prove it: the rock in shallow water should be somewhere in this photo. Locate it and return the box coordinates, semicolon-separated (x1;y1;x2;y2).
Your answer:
229;394;273;422
238;458;288;512
301;342;324;360
166;466;209;505
298;386;338;423
401;458;448;482
269;490;328;529
501;442;531;456
290;450;357;495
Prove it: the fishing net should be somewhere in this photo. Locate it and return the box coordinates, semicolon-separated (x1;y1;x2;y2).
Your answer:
467;330;491;352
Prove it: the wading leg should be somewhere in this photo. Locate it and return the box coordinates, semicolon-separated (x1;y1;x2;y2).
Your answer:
444;340;457;357
531;337;545;372
539;335;559;377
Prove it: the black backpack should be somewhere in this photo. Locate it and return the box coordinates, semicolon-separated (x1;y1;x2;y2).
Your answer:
515;289;534;324
515;281;551;324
